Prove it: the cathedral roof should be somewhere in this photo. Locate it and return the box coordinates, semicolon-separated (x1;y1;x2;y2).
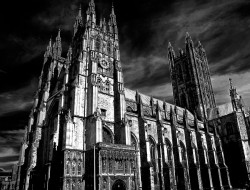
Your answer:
124;88;194;121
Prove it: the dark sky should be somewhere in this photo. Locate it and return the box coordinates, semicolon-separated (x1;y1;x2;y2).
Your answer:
1;0;250;171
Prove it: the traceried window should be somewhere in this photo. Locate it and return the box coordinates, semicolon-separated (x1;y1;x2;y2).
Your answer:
72;161;76;175
77;162;81;175
103;127;113;143
149;137;158;184
149;138;156;171
66;160;70;175
131;134;137;150
95;36;101;52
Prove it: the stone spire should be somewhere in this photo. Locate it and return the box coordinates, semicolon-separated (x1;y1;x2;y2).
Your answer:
185;32;193;44
53;29;62;58
74;4;83;36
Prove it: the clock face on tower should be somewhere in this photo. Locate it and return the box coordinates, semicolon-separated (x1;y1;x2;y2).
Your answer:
100;60;109;69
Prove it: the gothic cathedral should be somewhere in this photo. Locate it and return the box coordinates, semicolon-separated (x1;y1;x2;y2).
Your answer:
15;1;250;190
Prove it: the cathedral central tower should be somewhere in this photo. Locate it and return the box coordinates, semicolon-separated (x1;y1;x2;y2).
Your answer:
168;33;216;121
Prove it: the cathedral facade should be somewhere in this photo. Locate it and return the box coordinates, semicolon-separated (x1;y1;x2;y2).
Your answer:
16;1;250;190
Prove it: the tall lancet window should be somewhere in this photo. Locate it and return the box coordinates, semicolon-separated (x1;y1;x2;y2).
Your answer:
180;142;186;162
78;162;81;175
131;133;138;150
165;139;172;163
95;36;101;52
149;137;158;184
72;161;76;175
107;41;111;55
66;160;70;175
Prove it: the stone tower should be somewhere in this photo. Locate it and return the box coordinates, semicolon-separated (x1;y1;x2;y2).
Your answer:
168;33;216;121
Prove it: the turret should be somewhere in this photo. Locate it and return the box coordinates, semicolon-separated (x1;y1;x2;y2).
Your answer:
109;3;118;38
229;78;243;111
185;32;194;56
44;38;52;59
53;29;62;58
86;0;96;28
73;5;83;36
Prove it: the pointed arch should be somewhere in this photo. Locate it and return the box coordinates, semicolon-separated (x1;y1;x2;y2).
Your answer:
72;160;76;175
66;159;71;175
102;125;114;143
131;132;138;150
179;141;186;162
165;138;172;163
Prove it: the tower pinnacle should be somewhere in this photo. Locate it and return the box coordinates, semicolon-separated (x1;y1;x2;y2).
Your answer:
185;32;193;43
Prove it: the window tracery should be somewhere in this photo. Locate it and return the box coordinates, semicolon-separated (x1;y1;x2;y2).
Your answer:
77;162;81;175
95;36;101;52
66;160;70;175
72;161;76;175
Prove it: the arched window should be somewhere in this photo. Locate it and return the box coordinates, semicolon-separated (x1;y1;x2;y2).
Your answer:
131;133;138;150
180;142;186;162
66;160;70;175
72;161;76;175
165;139;172;163
77;162;81;175
149;137;156;172
149;137;158;185
95;37;101;52
103;127;113;143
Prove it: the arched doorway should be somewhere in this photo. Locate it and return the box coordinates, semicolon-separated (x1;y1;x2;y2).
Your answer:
112;179;126;190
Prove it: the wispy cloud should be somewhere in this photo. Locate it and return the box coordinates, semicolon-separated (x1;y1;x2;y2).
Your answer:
120;0;250;108
0;80;36;116
0;129;24;171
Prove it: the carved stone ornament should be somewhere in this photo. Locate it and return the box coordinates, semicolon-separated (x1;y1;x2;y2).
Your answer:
100;60;109;69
